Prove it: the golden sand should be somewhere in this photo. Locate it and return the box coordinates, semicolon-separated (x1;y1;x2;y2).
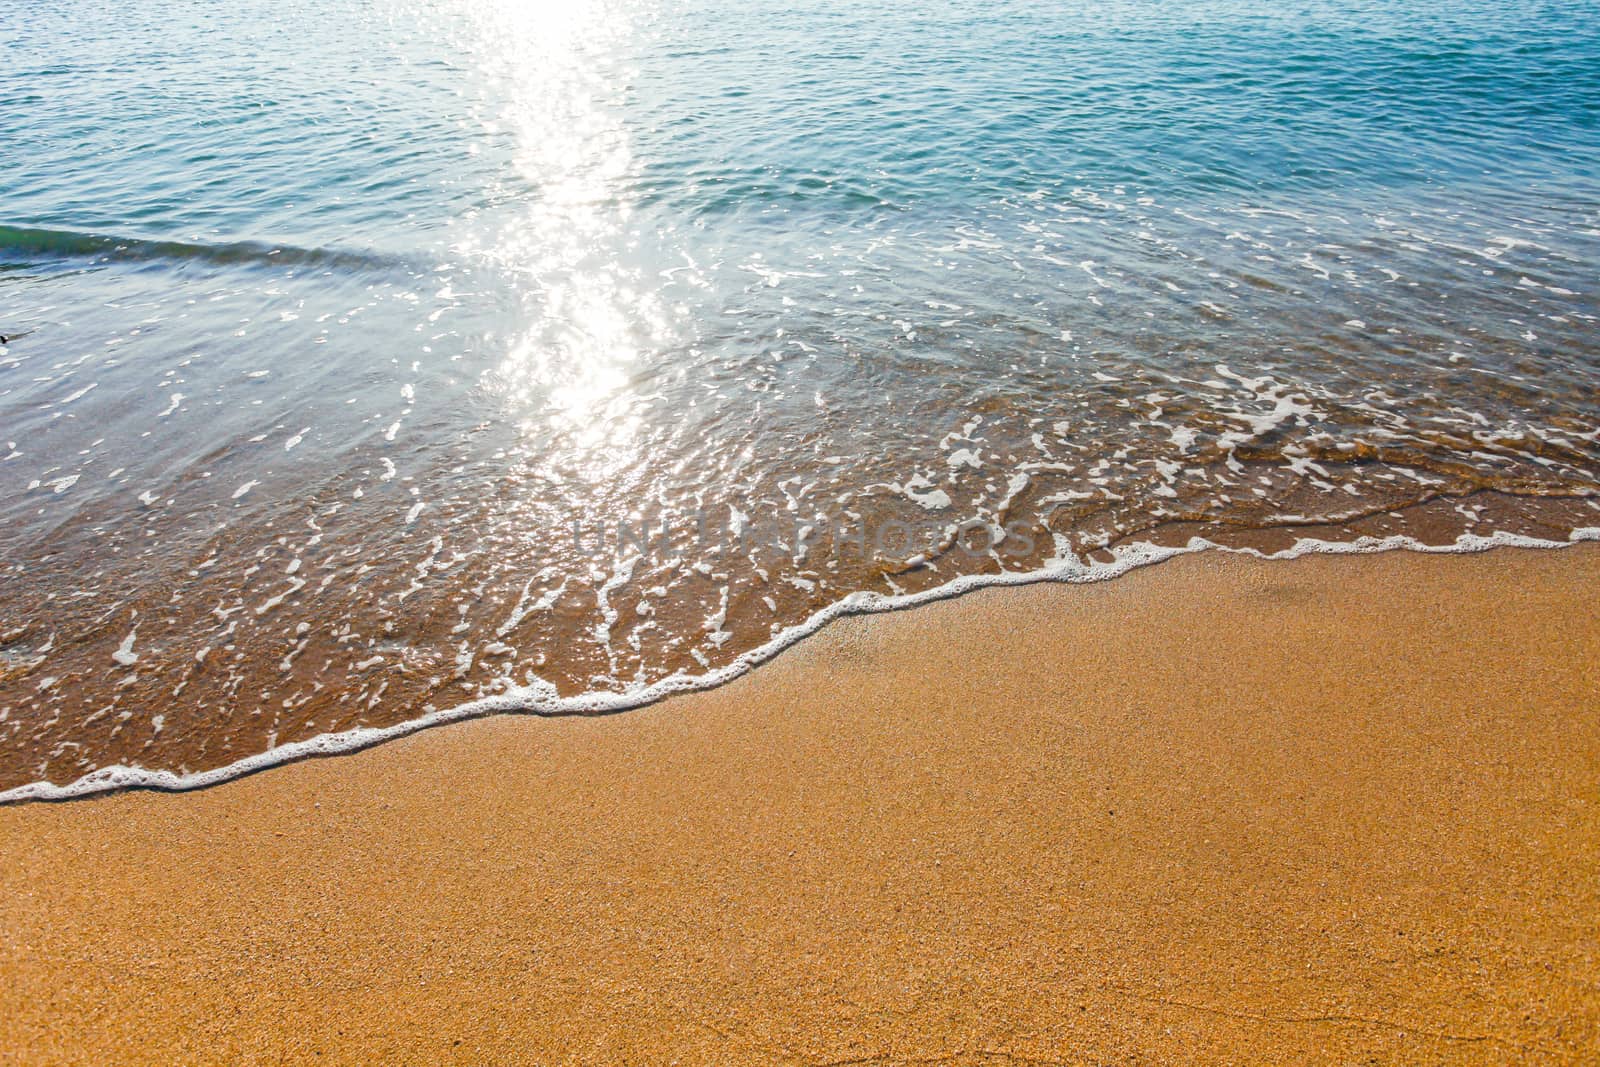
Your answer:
2;546;1597;1065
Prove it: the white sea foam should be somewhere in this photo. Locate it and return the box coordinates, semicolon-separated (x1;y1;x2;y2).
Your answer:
112;629;139;667
3;527;1594;805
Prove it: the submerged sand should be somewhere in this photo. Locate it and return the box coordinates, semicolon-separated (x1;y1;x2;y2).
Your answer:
1;545;1597;1064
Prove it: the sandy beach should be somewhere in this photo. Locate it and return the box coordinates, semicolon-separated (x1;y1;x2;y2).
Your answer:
2;545;1597;1065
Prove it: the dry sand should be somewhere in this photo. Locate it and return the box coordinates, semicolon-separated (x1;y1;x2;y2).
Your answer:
2;545;1598;1065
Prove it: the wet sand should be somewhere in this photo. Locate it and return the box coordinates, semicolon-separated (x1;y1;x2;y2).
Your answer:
2;545;1598;1065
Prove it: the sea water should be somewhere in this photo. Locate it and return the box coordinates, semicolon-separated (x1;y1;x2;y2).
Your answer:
1;0;1597;796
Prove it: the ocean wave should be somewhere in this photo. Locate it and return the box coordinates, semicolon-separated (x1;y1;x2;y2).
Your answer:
0;223;405;273
3;526;1593;806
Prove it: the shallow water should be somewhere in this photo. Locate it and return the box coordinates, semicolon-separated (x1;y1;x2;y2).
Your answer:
2;0;1598;795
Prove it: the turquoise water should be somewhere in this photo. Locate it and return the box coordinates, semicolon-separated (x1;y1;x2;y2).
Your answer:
2;0;1598;792
9;1;1600;233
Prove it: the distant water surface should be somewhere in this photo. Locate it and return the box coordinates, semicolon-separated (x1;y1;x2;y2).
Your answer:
1;0;1597;793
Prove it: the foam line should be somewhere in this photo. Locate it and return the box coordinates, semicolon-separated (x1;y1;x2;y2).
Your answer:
4;528;1595;805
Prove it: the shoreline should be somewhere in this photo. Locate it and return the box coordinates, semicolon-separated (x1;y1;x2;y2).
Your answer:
5;526;1596;804
3;545;1598;1063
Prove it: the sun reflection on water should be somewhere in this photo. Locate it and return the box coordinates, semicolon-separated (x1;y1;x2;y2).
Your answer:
456;0;671;478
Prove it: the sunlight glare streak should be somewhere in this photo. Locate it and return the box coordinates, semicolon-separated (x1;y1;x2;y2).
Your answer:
459;0;667;480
